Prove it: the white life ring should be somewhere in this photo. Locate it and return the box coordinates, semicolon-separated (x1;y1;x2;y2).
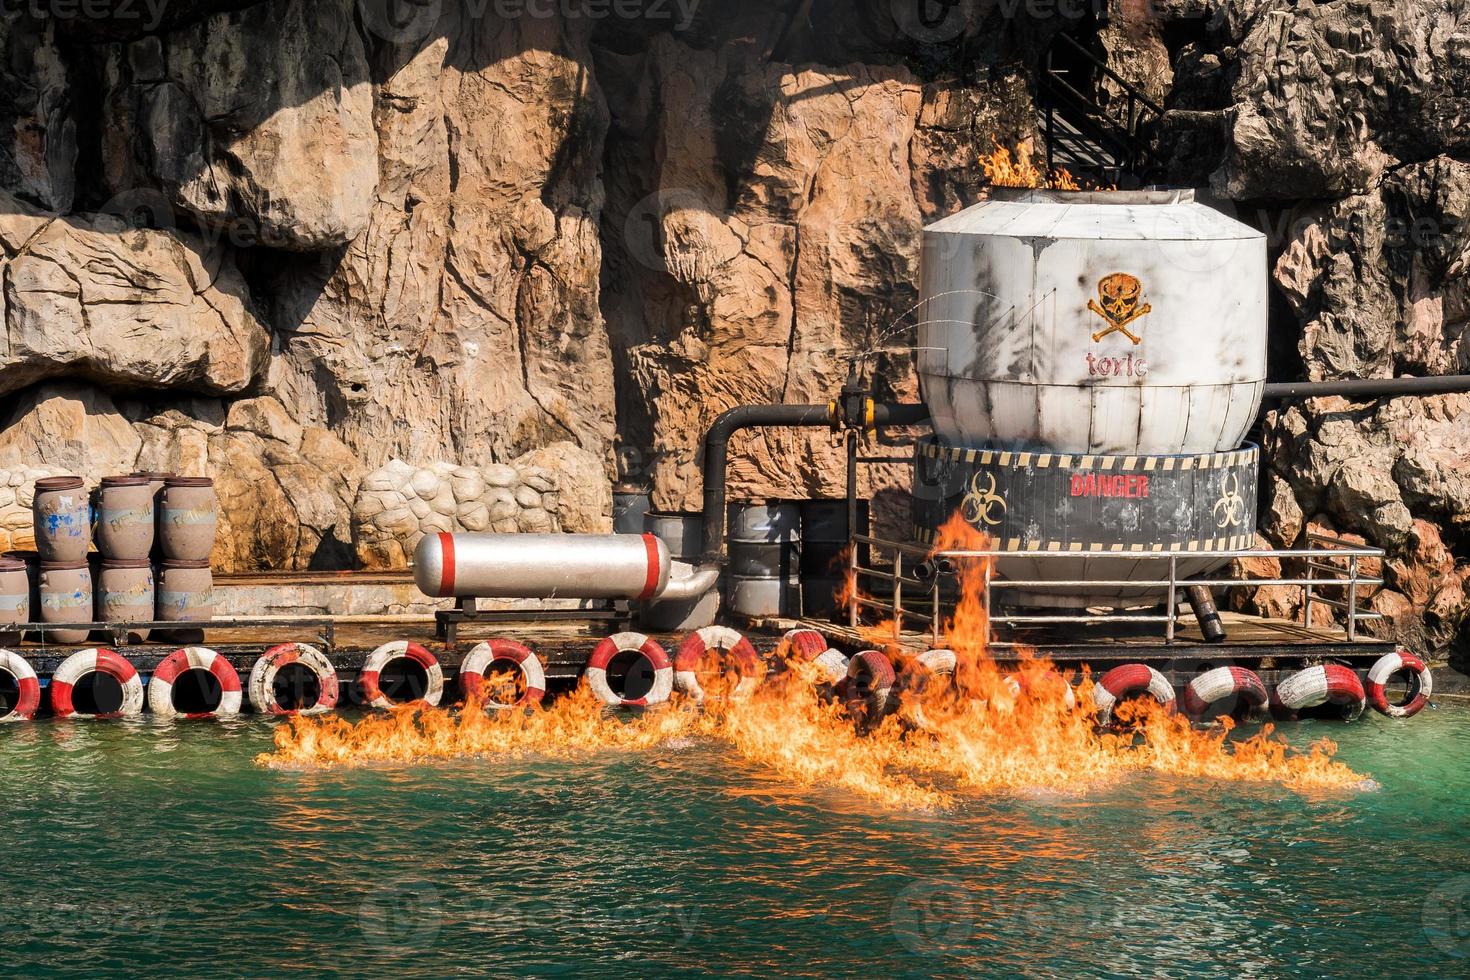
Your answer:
844;649;897;728
1181;666;1268;721
673;626;761;702
147;647;242;719
905;648;956;730
1270;664;1366;721
51;648;145;720
1093;663;1176;725
0;649;41;721
460;639;546;708
1003;668;1077;710
1365;648;1432;718
248;643;340;716
774;628;828;662
359;641;444;709
585;632;673;708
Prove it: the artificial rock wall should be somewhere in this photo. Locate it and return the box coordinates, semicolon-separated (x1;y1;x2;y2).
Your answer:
0;0;1465;654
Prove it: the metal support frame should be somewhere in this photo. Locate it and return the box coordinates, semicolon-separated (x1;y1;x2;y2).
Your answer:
13;617;337;663
433;600;630;646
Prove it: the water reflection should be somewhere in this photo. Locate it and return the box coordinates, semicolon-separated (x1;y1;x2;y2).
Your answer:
0;709;1465;976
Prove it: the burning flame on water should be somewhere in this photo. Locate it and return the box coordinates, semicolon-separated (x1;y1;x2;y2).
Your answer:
982;139;1082;191
261;513;1370;808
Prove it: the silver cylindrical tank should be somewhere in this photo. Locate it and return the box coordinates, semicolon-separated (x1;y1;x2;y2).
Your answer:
414;532;670;600
918;188;1267;454
726;502;800;617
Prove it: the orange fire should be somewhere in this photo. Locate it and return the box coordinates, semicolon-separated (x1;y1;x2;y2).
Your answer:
260;512;1370;807
982;139;1082;191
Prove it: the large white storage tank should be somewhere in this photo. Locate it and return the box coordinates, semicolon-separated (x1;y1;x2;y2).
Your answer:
917;188;1267;455
911;188;1266;608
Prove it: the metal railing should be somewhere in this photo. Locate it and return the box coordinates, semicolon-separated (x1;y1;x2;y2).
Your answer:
846;533;1385;648
1040;32;1166;185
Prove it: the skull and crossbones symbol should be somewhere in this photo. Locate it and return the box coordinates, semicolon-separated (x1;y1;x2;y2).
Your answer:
1087;272;1151;344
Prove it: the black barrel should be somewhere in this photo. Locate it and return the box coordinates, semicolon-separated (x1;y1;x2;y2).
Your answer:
799;499;868;618
613;491;651;536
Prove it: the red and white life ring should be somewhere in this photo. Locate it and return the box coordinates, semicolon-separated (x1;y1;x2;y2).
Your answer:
1093;663;1176;725
906;649;956;730
1181;666;1269;721
51;648;145;720
359;641;444;709
1270;664;1366;722
774;628;846;684
0;649;40;722
810;648;850;685
674;626;761;702
844;650;897;727
774;628;829;662
248;643;340;716
586;632;673;708
915;648;957;677
147;647;242;719
1365;648;1433;718
460;639;546;708
1003;668;1077;710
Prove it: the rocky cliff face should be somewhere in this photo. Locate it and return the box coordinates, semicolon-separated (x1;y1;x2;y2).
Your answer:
0;1;1464;653
0;1;1040;571
1147;0;1469;653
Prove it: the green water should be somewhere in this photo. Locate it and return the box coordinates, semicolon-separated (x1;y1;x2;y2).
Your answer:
4;708;1469;978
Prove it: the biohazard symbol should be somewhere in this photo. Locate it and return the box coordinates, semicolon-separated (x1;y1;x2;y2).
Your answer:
960;471;1007;527
1088;272;1151;344
1212;473;1247;529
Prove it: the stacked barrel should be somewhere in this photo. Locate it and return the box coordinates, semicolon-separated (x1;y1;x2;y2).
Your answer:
32;476;91;642
153;476;217;641
726;502;801;617
17;472;218;644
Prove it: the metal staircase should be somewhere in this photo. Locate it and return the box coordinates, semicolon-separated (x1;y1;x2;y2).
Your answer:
1039;32;1166;187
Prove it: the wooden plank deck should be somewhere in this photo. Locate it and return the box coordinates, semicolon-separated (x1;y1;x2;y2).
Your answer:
748;610;1396;665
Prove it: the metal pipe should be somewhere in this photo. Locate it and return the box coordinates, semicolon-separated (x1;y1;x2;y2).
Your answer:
700;404;832;565
698;401;930;564
654;561;722;602
1261;375;1470;400
871;403;932;427
1185;584;1227;643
